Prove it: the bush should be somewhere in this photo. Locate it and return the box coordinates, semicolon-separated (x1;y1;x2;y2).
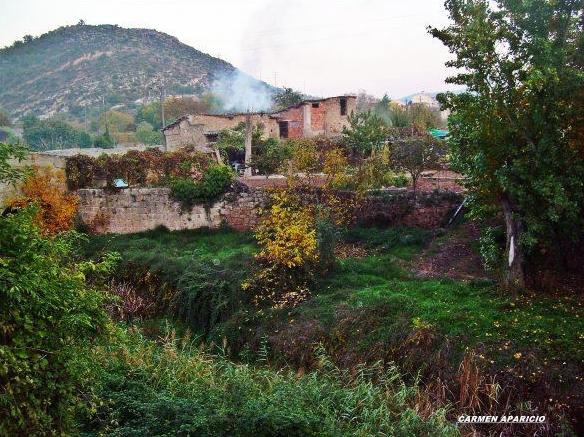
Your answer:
93;131;114;148
8;166;78;236
81;328;457;436
479;226;505;273
174;253;250;334
169;164;234;209
0;209;112;435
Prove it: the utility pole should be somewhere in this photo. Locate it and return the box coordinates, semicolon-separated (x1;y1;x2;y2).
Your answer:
158;77;167;151
244;111;252;177
101;96;108;135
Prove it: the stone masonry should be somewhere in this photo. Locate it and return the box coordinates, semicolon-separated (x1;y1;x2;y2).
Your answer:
77;187;267;234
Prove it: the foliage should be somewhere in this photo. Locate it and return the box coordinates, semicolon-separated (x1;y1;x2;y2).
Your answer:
0;209;113;435
65;147;212;190
341;110;388;157
9;166;78;236
247;190;320;307
430;0;584;285
174;252;252;333
285;138;321;176
479;226;505;273
255;190;318;269
273;87;304;110
169;164;234;209
391;135;445;195
251;137;290;176
99;110;134;133
92;130;115;148
81;327;456;436
136;101;162;130
322;147;349;188
22;114;92;150
135;121;163;145
0;142;28;185
84;227;255;334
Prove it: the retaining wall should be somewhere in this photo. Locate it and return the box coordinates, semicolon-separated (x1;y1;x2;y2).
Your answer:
77;186;266;234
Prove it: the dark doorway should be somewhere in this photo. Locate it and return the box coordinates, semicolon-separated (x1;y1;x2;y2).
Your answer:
340;97;347;116
279;121;289;139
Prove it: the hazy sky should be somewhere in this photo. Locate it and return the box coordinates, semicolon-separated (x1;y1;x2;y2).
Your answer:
0;0;460;98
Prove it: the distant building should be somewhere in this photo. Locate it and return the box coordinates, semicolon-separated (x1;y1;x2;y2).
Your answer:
407;92;440;109
161;95;357;152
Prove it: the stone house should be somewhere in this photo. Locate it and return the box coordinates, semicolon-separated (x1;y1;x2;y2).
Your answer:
161;95;357;152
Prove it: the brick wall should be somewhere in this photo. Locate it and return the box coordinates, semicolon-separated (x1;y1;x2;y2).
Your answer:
77;186;267;234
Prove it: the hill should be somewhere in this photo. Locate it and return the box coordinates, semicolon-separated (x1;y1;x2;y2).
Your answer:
0;24;273;119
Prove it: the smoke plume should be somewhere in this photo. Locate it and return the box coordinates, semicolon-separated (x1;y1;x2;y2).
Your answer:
211;71;274;113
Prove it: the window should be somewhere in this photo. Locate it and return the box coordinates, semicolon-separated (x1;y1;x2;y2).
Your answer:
340;97;347;116
312;102;320;108
278;121;289;139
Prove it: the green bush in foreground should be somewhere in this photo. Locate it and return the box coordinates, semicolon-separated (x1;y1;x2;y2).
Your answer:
0;209;112;435
81;327;458;436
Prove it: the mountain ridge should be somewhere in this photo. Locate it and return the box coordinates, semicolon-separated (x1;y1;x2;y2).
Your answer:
0;23;273;119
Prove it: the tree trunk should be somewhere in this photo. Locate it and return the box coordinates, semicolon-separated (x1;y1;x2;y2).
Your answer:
501;195;526;289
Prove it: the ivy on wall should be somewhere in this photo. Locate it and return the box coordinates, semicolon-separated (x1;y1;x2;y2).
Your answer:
65;147;234;207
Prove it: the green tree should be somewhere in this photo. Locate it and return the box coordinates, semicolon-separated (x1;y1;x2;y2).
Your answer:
0;142;28;185
430;0;584;286
23;116;92;150
135;121;163;145
99;110;134;133
251;138;290;177
93;129;115;148
136;102;162;130
273;87;304;110
341;111;387;157
391;135;445;196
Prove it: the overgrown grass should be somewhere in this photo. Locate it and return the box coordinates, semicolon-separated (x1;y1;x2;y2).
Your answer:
84;226;256;334
79;326;457;436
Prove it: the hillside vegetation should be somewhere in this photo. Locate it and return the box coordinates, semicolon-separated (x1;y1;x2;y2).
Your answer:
0;23;270;118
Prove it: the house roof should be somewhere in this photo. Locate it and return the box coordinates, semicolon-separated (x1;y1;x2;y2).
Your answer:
161;95;356;132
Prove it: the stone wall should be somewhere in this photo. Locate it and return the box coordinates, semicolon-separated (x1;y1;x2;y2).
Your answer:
76;185;461;236
357;191;463;229
77;186;267;234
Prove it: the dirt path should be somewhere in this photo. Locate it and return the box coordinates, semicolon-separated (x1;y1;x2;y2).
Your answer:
415;222;490;281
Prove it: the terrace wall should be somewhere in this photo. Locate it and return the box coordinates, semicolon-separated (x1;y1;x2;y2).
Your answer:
77;186;267;234
76;184;462;235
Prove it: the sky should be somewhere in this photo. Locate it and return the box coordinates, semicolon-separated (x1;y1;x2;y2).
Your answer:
0;0;461;99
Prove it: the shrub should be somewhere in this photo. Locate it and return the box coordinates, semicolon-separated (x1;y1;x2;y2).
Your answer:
479;226;505;273
247;190;319;307
255;190;318;268
169;164;234;209
174;253;250;333
81;328;458;436
0;209;112;435
9;166;78;236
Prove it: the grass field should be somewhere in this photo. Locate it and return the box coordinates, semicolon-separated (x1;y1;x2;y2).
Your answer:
83;225;584;434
